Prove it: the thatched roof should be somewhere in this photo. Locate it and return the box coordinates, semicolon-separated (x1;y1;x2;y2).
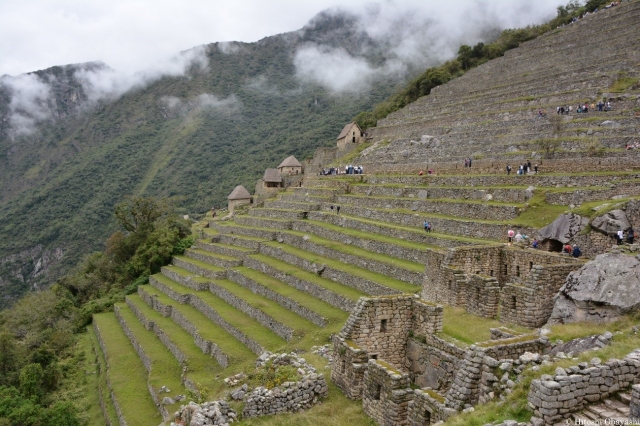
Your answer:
227;185;251;200
263;168;282;183
336;121;362;140
278;155;302;169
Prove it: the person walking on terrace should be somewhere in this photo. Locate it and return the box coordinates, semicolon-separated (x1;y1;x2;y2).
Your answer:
628;227;635;244
572;244;582;258
616;229;623;245
506;164;512;175
507;229;515;245
336;205;340;215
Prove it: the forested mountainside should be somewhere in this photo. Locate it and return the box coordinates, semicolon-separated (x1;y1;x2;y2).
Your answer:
0;10;415;306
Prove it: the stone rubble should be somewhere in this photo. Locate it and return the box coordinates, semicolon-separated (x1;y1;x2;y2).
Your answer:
172;400;237;426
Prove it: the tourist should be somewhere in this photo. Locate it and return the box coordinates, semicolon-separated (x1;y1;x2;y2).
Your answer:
617;229;623;245
527;160;532;173
464;158;469;168
628;227;635;244
330;205;334;213
427;222;432;232
572;244;582;258
424;220;429;232
507;229;515;244
468;158;472;167
336;205;341;215
534;164;539;174
532;238;539;249
419;170;424;176
563;244;572;254
515;231;523;243
506;164;511;175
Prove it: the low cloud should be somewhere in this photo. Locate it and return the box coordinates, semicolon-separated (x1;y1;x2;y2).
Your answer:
160;93;242;117
1;73;53;135
293;0;560;93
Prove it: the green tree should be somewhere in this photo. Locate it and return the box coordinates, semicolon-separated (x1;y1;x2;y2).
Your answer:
19;364;44;402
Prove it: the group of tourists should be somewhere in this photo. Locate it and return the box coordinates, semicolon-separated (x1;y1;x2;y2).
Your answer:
319;165;364;175
320;167;339;175
616;227;635;245
556;101;612;115
423;221;432;233
345;165;363;175
506;161;537;175
329;205;341;214
418;169;436;175
464;158;473;167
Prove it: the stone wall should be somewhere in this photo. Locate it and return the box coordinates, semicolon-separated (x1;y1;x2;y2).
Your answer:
407;337;462;393
242;256;355;312
226;269;327;327
149;277;264;356
277;232;423;286
465;275;501;318
362;360;413;426
350;184;532;203
171;257;227;281
258;244;399;296
630;384;640;420
228;198;251;214
332;195;520;221
527;350;640;425
138;287;229;367
407;389;457;426
93;322;129;426
207;280;294;341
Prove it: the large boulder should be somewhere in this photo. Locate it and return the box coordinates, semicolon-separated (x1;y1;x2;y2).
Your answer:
537;213;588;244
590;209;630;234
547;253;640;324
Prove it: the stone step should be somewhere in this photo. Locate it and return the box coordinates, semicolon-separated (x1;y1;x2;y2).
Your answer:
349;184;533;203
277;231;424;286
171;256;226;281
263;200;321;211
292;187;342;197
258;241;416;296
292;219;437;264
277;194;332;204
113;303;185;419
249;208;305;220
212;221;278;241
307;211;495;248
214;232;268;250
92;313;165;424
234;215;293;230
331;194;522;221
205;277;315;341
226;266;348;327
137;284;256;366
184;248;242;269
162;265;211;291
195;239;256;258
243;254;360;312
149;274;281;355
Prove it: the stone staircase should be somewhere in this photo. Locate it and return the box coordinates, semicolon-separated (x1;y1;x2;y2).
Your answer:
570;391;633;425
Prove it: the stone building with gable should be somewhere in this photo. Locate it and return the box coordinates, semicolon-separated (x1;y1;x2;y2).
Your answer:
227;185;251;213
336;121;364;149
262;168;282;189
277;155;303;176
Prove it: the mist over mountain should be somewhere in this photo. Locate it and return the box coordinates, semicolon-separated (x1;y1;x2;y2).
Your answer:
0;2;558;307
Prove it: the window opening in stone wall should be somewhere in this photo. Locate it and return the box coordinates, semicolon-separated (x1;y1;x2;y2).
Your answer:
342;359;346;372
380;319;387;332
529;261;533;270
374;384;381;400
476;287;481;301
503;264;508;275
475;270;480;274
509;295;516;310
490;270;494;276
424;409;432;424
370;354;378;360
516;265;520;277
448;280;453;291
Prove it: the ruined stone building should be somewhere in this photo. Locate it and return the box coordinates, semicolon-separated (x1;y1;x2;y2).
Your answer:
336;121;364;149
227;185;251;213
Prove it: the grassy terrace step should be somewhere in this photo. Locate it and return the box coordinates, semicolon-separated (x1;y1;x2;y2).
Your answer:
201;227;219;239
307;211;499;248
293;218;440;263
264;200;322;211
348;183;534;203
138;282;256;365
234;215;293;230
185;248;242;269
292;187;342;197
93;313;167;424
227;266;349;326
113;304;185;399
125;294;223;390
215;232;268;250
86;322;121;425
260;240;418;295
149;274;287;352
207;275;320;340
195;239;256;258
172;255;227;280
245;253;364;311
278;229;424;286
330;194;522;221
249;207;305;220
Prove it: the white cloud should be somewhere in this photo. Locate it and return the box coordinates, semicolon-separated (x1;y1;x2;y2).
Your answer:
1;73;52;135
160;93;242;117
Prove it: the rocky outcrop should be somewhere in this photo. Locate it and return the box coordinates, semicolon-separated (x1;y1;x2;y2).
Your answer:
547;253;640;324
590;209;631;234
537;213;588;244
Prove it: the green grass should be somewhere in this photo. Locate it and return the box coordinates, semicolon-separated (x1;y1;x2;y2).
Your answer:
187;248;241;262
283;228;425;273
609;77;639;93
233;266;349;324
211;277;323;335
339;193;525;207
264;241;419;294
151;274;287;351
440;306;531;345
93;313;165;425
248;253;366;302
126;294;224;394
173;255;227;274
305;218;440;253
141;280;256;364
113;304;185;398
83;328;118;426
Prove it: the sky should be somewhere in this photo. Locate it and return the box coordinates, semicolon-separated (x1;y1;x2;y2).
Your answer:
0;0;566;77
